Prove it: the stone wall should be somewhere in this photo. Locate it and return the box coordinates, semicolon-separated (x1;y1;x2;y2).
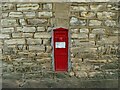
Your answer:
1;2;119;79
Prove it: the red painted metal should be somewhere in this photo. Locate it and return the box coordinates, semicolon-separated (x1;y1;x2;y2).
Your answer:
53;28;68;71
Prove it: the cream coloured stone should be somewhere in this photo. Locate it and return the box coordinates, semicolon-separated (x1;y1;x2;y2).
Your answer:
20;19;26;25
27;19;48;25
4;39;25;45
22;27;36;32
71;33;88;39
89;20;102;26
29;45;45;51
0;34;10;39
27;38;42;44
39;11;53;17
104;20;116;26
17;4;39;11
70;6;88;11
22;33;33;38
43;3;52;10
37;27;45;31
1;27;14;33
92;28;105;34
23;12;36;17
70;17;79;25
81;11;96;18
1;19;17;26
34;33;51;38
80;28;89;33
2;3;15;11
9;12;23;17
2;13;8;18
12;33;22;38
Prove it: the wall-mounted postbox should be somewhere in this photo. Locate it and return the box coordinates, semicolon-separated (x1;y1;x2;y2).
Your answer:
52;27;71;72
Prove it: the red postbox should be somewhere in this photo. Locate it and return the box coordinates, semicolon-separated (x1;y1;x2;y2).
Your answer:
52;27;71;72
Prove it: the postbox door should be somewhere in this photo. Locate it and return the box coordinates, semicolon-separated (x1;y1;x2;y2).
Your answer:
54;30;68;71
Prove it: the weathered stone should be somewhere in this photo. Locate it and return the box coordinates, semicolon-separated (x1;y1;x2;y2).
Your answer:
4;39;25;45
9;12;23;18
29;45;45;51
46;46;51;53
34;33;51;38
70;28;79;33
71;33;88;39
22;33;33;38
27;39;42;44
37;27;45;31
1;27;14;33
22;27;36;32
43;39;50;45
92;28;105;34
2;3;15;11
81;11;96;18
70;6;88;11
90;4;106;11
2;13;8;18
80;28;89;33
88;60;107;63
43;3;52;10
16;27;23;32
23;12;36;17
12;33;22;38
27;19;48;25
88;71;101;77
89;20;102;26
97;12;116;19
79;19;86;26
37;53;50;58
20;19;26;25
0;34;10;39
104;20;116;26
75;71;88;78
17;4;39;11
39;11;53;17
69;71;75;77
70;17;79;25
1;19;17;26
89;34;95;39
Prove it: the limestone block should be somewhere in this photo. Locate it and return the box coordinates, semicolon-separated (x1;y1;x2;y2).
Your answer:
43;3;52;10
37;53;50;58
104;20;116;26
89;20;102;26
12;33;22;38
81;11;96;18
70;6;88;11
1;19;17;26
4;39;25;45
1;27;14;33
92;28;105;34
71;33;88;39
88;71;101;77
46;46;51;53
20;19;26;25
16;27;23;32
9;12;23;18
75;71;88;78
22;33;33;38
37;27;45;31
22;27;36;32
88;59;107;63
2;3;15;11
43;39;50;45
39;11;53;17
23;12;36;17
70;28;79;33
2;13;8;18
80;28;89;33
70;17;79;25
27;38;42;44
34;33;51;38
69;71;75;77
17;4;39;11
97;12;116;19
79;19;87;26
29;45;45;51
27;19;48;25
90;4;106;11
0;34;10;39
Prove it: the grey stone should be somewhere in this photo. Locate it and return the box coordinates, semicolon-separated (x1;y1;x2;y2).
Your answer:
80;28;89;33
92;28;105;34
43;39;50;45
2;3;15;11
104;20;116;26
20;19;26;25
43;3;52;10
23;12;36;17
70;6;88;11
2;13;8;18
12;33;22;38
22;27;36;32
22;33;33;38
71;33;88;39
81;11;96;18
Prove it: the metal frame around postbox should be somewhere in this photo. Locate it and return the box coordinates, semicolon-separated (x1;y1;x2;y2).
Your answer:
51;27;71;72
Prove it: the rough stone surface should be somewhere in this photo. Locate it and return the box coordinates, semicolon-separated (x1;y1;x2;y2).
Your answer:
34;33;51;38
1;19;17;26
9;12;23;18
4;39;25;45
